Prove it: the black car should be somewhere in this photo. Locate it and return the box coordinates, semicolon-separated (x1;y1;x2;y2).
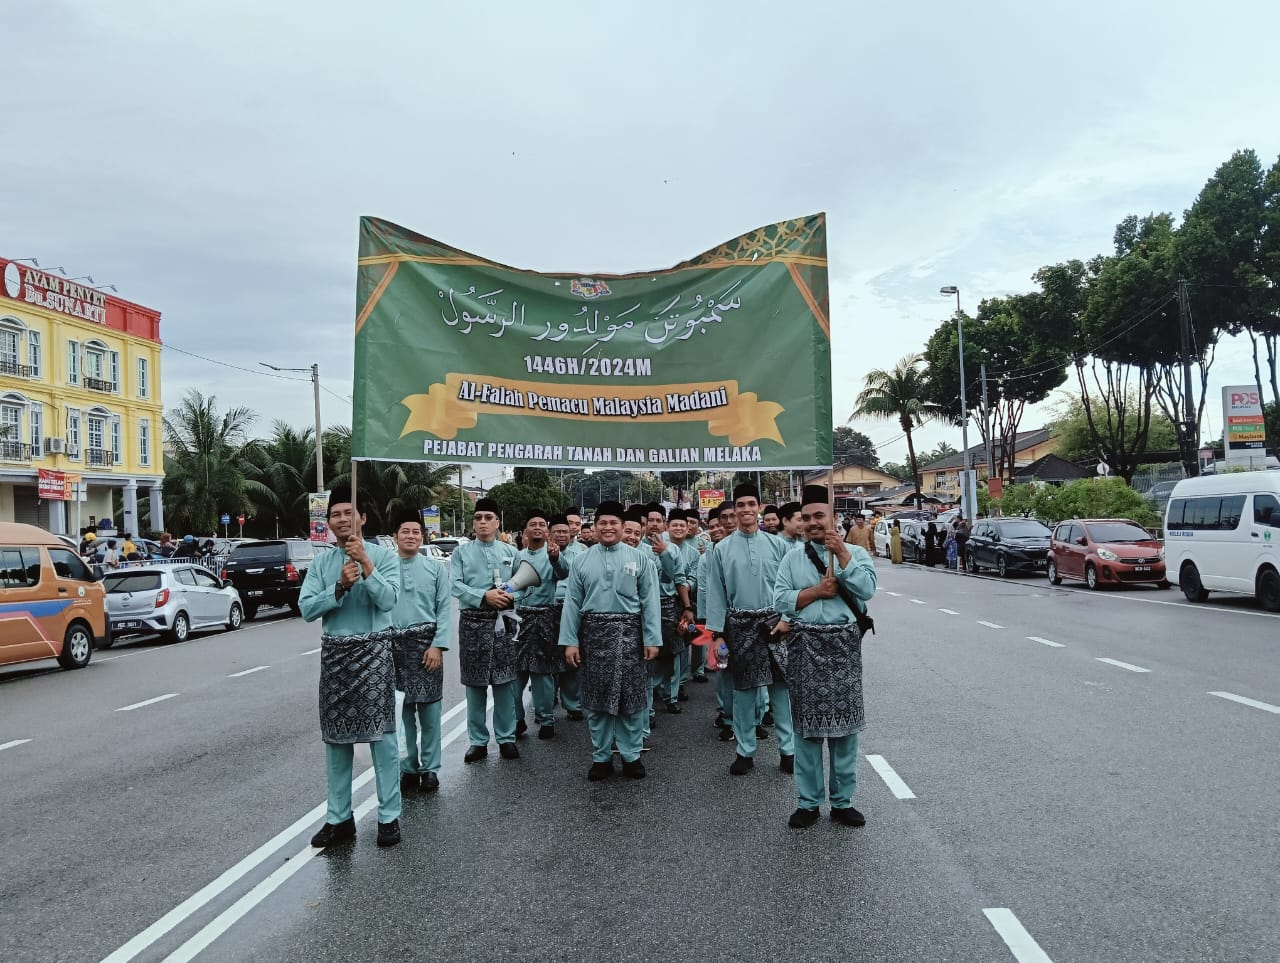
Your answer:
965;517;1053;577
221;538;315;620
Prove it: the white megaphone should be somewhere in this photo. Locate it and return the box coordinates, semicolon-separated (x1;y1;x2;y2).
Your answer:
500;560;542;594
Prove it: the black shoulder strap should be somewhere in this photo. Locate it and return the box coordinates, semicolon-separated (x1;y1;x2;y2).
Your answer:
802;542;874;635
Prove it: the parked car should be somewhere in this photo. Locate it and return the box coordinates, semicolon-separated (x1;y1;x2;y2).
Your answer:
102;564;243;644
1048;518;1167;590
0;523;107;670
1143;480;1179;516
872;520;892;558
1163;471;1280;609
965;517;1053;577
221;538;316;620
420;544;449;562
899;519;928;563
429;536;470;557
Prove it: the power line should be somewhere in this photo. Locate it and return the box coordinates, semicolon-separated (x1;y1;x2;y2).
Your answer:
163;343;311;382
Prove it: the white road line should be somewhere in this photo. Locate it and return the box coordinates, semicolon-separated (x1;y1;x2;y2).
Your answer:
0;739;32;753
1095;657;1150;673
115;693;180;712
983;908;1054;962
909;598;926;605
103;696;469;963
865;754;916;799
301;647;321;656
158;698;478;963
938;608;959;615
1209;691;1280;715
885;591;901;597
1026;636;1064;648
977;620;1004;629
227;665;271;678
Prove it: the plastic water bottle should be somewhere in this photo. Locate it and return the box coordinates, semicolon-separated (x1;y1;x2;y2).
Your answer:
716;642;730;668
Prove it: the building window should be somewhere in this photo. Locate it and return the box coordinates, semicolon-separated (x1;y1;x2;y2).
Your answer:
83;340;117;392
66;408;81;459
110;350;120;391
67;340;80;386
27;331;40;378
139;418;150;467
0;326;19;375
137;357;149;399
86;407;117;466
30;404;41;457
111;414;121;464
0;400;21;457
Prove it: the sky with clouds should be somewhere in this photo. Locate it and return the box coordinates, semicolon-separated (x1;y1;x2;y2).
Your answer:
6;0;1278;480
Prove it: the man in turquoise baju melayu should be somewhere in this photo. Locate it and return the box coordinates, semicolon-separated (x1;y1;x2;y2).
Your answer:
451;497;521;763
301;485;403;848
514;509;570;740
778;502;805;548
774;485;877;829
704;483;796;777
551;513;586;721
702;503;736;742
644;503;686;716
560;501;662;781
669;509;705;688
387;507;451;794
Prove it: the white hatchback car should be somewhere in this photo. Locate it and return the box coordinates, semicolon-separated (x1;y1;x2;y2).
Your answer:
102;564;243;645
873;520;892;558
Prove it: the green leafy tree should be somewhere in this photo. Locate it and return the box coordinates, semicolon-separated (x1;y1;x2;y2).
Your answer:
832;426;879;468
240;422;317;538
852;354;942;498
325;426;462;535
994;478;1158;529
879;462;912;483
1051;395;1178;465
161;390;257;535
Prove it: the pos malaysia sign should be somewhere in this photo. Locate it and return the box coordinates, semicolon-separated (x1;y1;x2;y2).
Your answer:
1222;385;1267;463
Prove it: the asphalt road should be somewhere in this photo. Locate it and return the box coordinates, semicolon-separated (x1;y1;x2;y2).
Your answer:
1;565;1278;963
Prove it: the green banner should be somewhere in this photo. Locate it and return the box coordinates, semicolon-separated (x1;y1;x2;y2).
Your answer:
352;215;832;470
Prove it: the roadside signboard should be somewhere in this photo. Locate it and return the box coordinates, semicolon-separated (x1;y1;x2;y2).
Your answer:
697;489;725;511
1222;385;1266;464
309;492;331;543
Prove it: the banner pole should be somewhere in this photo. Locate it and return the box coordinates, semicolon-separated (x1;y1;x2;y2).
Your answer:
827;466;835;576
350;458;360;540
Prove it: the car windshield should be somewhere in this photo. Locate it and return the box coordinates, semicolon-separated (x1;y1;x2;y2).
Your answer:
103;572;163;593
230;543;285;560
999;520;1051;538
1085;522;1152;543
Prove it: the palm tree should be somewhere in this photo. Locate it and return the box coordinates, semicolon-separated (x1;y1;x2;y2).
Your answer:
853;354;943;499
241;422;318;538
324;425;462;534
162;390;257;535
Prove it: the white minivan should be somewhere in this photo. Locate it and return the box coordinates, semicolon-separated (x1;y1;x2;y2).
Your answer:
1163;471;1280;610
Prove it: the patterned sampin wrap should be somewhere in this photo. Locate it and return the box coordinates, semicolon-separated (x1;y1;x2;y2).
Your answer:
577;612;649;716
390;622;443;704
514;604;566;675
724;607;781;690
783;622;864;739
457;607;518;687
319;629;398;744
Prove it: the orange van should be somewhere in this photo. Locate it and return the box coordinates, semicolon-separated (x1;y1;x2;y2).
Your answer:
0;522;108;670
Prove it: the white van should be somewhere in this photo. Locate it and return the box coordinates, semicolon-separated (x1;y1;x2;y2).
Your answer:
1163;471;1280;610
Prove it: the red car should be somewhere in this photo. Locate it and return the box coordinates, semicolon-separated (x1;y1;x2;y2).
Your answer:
1047;518;1168;589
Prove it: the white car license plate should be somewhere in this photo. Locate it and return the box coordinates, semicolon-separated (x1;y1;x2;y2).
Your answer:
1133;566;1151;572
114;619;142;630
247;590;265;597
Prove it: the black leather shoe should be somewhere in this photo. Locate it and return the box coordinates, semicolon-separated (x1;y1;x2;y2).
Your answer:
692;674;709;684
665;702;682;714
717;727;736;742
421;772;439;792
762;710;775;726
310;816;356;847
566;709;585;721
538;724;555;740
400;772;418;793
622;759;647;779
729;754;754;776
779;754;794;775
587;760;614;781
788;807;820;829
756;725;770;740
831;807;866;827
376;819;401;847
713;712;726;729
463;745;487;764
499;742;520;760
678;685;689;702
516;719;529;738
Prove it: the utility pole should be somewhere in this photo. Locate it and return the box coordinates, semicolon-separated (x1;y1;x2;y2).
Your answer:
311;364;324;492
980;363;995;478
1178;278;1199;478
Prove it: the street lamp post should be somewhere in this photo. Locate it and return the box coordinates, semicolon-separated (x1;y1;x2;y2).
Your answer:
260;362;325;492
940;286;973;522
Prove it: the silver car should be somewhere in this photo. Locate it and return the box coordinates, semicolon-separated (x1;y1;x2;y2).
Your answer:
102;564;244;645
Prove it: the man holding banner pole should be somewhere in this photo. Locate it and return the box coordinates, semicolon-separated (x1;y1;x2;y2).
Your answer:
513;509;571;740
550;513;586;722
451;497;522;763
774;485;877;828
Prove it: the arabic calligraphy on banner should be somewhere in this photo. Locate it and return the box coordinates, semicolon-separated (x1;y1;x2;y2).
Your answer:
352;215;833;470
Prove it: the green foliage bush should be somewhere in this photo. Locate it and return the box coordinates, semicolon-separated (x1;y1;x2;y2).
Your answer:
993;478;1158;528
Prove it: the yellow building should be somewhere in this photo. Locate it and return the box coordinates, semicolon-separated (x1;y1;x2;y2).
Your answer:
1;258;164;535
920;427;1059;499
803;462;906;512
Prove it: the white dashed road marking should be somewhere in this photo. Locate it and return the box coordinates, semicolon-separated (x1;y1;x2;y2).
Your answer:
1095;658;1150;673
1208;691;1280;715
983;908;1055;962
865;754;916;799
909;599;926;605
301;647;321;656
977;620;1004;629
938;608;959;615
116;693;180;712
885;591;901;597
228;665;271;678
0;739;32;753
1026;636;1064;648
